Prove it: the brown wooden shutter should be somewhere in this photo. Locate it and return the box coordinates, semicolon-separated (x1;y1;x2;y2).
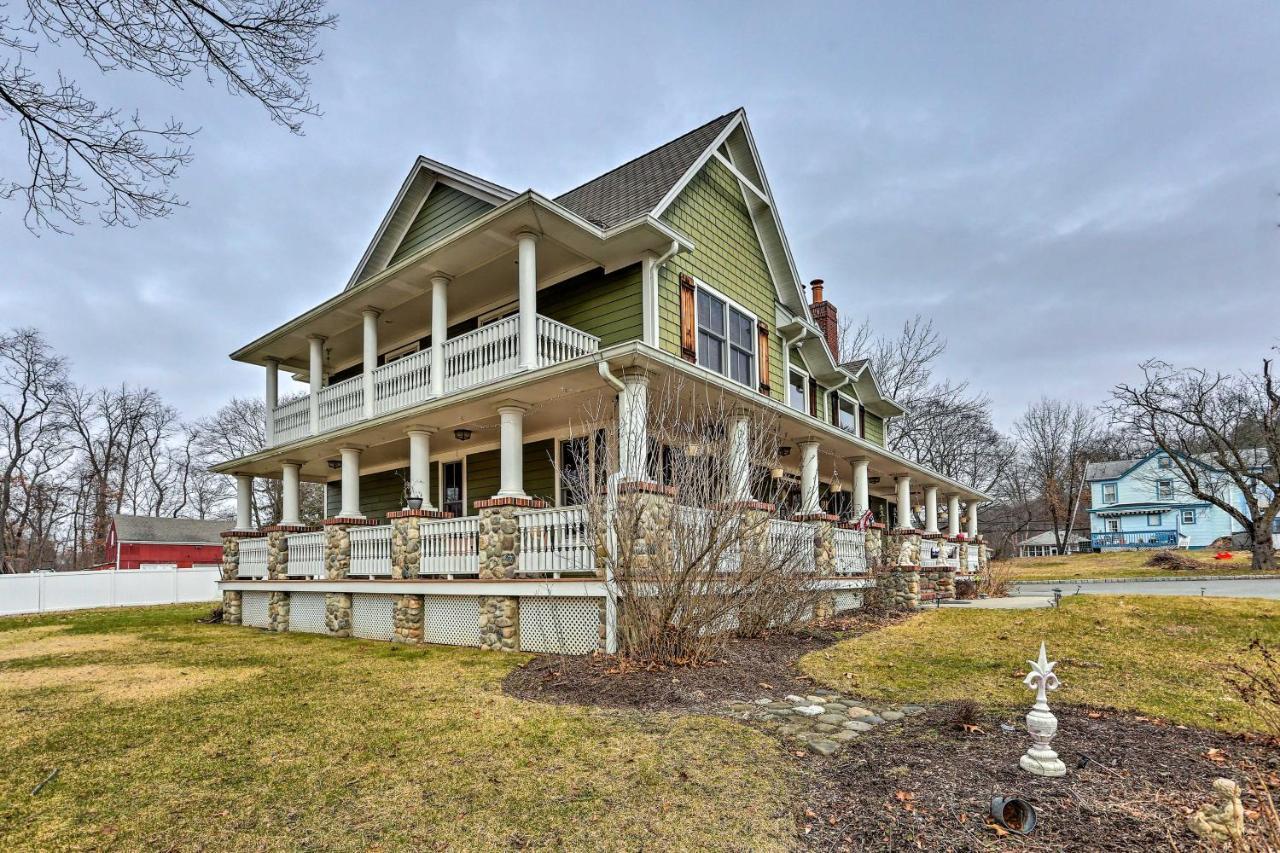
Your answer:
756;321;770;395
808;378;819;418
830;391;839;426
678;274;697;362
859;406;866;438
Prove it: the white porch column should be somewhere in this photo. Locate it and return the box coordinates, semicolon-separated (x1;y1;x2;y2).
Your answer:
947;494;961;537
895;475;912;530
516;232;539;371
407;427;435;510
727;411;752;501
339;446;363;518
850;456;870;518
362;307;380;419
281;462;301;526
264;358;279;445
307;335;325;435
967;501;979;538
799;439;821;515
234;474;254;531
430;274;449;397
496;404;528;498
618;369;651;481
640;253;658;347
924;485;940;534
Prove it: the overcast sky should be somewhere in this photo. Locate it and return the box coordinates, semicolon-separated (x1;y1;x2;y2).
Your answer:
2;1;1277;430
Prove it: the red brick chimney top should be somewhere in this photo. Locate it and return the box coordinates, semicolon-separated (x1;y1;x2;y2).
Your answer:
808;279;839;356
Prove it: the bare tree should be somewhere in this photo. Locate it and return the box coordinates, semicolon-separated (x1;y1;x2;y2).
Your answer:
840;314;1000;491
1013;398;1096;555
1;0;336;231
1112;358;1279;570
0;327;69;572
565;377;822;665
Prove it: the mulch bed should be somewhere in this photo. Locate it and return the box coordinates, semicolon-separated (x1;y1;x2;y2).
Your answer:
503;611;907;712
799;704;1279;851
503;615;1279;850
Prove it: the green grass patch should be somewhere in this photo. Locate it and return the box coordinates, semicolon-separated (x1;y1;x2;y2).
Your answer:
0;606;797;851
801;595;1280;734
1003;549;1275;581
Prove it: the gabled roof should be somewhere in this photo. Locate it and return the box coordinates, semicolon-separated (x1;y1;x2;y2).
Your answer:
112;515;229;545
1085;459;1138;481
1086;448;1271;483
555;111;738;228
1019;530;1089;547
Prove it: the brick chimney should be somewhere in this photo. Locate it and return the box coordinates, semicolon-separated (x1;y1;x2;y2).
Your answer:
808;279;839;357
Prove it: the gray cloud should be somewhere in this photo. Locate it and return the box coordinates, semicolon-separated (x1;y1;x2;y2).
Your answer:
2;0;1277;429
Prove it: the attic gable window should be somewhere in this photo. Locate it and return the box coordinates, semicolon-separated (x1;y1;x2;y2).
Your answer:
695;283;755;388
1156;480;1174;500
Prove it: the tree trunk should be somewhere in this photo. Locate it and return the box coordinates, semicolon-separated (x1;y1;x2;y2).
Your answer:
1251;531;1276;571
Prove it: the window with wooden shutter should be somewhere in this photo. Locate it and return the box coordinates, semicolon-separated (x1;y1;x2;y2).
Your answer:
679;274;696;362
756;321;770;395
808;378;819;418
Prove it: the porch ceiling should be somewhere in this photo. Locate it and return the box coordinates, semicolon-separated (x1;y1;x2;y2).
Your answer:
232;193;691;372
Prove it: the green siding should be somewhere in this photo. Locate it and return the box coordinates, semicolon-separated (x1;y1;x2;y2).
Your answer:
864;412;885;447
540;265;643;347
658;157;784;402
390;184;493;265
325;469;407;520
465;449;500;514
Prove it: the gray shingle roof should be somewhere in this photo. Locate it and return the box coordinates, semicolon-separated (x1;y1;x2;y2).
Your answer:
554;110;739;228
112;515;230;545
1085;459;1138;481
1019;530;1089;547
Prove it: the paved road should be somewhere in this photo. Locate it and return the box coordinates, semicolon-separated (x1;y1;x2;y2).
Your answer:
943;577;1280;610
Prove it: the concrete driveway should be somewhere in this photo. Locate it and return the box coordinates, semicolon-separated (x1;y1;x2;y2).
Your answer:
945;576;1280;609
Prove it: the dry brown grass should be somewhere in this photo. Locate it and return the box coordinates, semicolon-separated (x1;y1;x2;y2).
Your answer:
0;663;262;703
0;626;140;663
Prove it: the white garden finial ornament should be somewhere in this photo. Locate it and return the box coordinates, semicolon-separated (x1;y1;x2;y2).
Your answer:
1019;641;1067;777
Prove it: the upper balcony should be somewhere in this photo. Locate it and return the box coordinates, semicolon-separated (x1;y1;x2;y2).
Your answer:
229;187;692;449
269;314;598;446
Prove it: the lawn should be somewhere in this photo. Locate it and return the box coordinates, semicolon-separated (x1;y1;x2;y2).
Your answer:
801;595;1280;734
1002;548;1276;581
0;606;797;852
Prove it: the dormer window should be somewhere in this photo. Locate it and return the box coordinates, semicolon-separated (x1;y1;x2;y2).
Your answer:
834;393;859;435
695;284;755;388
788;368;808;412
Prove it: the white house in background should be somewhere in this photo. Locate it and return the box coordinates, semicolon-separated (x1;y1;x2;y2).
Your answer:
1016;530;1090;558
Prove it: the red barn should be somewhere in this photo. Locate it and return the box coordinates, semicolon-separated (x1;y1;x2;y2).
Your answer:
105;515;229;570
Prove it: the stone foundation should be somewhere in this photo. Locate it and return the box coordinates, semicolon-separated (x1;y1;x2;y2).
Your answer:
268;590;290;632
479;595;518;651
919;566;955;602
882;566;921;610
325;592;352;637
392;594;423;643
222;590;242;624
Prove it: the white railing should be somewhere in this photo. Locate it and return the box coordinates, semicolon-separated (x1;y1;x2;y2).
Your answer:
266;315;600;446
832;527;868;575
349;525;392;577
942;542;960;569
673;504;741;572
921;540;943;568
373;347;432;416
518;505;595;577
317;374;364;433
271;396;310;445
420;516;480;577
537;315;600;367
286;531;325;578
768;518;816;573
238;537;269;579
965;546;979;572
443;315;519;394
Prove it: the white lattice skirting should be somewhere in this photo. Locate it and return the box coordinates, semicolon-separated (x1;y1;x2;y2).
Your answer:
352;594;397;641
518;597;601;654
241;591;270;628
289;592;327;634
424;595;483;646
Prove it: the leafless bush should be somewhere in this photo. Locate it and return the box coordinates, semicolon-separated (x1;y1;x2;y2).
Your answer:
564;371;823;666
1228;640;1280;739
953;577;977;600
977;558;1015;598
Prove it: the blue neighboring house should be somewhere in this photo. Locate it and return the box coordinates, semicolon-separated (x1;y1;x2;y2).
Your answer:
1085;450;1259;550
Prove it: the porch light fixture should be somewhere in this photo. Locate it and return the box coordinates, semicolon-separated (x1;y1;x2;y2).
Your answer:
868;476;881;485
453;428;472;442
326;459;341;470
778;446;792;457
770;467;784;479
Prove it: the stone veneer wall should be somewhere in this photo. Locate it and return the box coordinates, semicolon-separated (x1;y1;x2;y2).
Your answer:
479;596;519;651
268;590;289;632
392;594;423;643
918;535;955;602
882;530;923;611
222;590;242;625
325;593;352;637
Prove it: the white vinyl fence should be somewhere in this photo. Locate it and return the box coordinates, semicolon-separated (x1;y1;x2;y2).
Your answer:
0;566;220;617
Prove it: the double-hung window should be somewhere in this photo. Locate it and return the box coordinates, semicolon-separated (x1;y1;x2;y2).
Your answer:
1105;518;1120;533
1101;483;1117;504
1156;480;1173;500
788;368;808;412
696;285;755;388
1147;513;1162;527
835;394;859;434
1181;509;1196;525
